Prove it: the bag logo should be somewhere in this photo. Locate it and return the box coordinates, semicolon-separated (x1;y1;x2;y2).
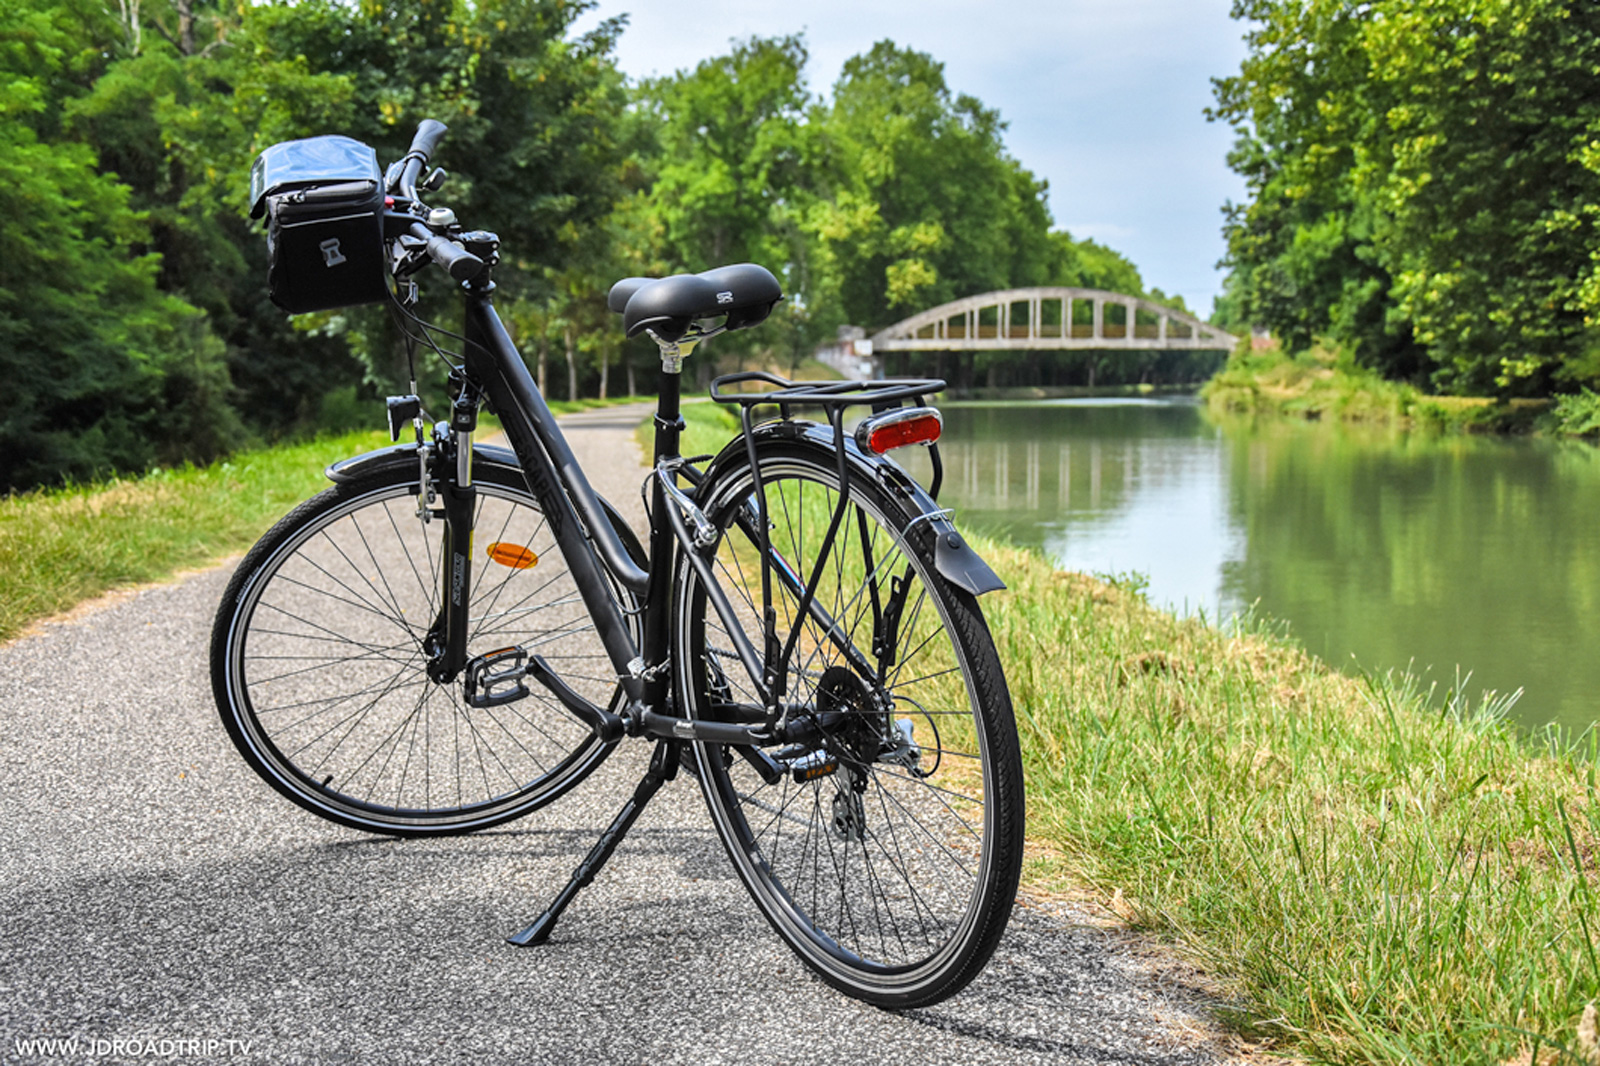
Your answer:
716;291;734;304
319;239;347;268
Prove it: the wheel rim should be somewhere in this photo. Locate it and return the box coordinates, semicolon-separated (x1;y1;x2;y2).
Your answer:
681;458;997;982
224;478;621;828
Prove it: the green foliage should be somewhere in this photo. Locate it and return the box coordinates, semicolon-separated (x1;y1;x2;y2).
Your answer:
639;35;817;275
0;0;241;492
1548;387;1600;437
812;42;1059;329
1213;0;1600;398
1047;231;1147;297
1;6;1171;493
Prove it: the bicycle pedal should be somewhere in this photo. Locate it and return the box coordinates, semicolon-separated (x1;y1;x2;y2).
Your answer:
464;646;530;708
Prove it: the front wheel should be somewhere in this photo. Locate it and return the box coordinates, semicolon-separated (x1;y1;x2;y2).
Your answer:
673;441;1025;1008
211;462;637;835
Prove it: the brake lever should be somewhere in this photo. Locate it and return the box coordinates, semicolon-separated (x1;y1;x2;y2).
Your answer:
390;237;432;281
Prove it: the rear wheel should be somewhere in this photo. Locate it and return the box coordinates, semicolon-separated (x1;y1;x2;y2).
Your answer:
211;462;636;835
674;442;1024;1008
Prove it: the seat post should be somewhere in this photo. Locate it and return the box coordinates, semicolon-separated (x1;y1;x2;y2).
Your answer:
639;334;688;712
652;354;683;466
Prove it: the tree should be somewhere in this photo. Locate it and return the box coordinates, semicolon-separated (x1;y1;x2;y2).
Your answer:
1213;0;1600;396
813;42;1057;331
0;0;240;491
637;35;818;273
1046;232;1147;296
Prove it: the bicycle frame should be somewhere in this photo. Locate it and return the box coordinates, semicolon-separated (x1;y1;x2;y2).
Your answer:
448;270;806;748
368;258;1004;755
455;273;666;728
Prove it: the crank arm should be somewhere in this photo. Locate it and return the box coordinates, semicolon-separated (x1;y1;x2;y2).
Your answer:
526;656;625;743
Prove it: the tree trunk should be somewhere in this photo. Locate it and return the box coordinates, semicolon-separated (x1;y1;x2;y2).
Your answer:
537;335;548;394
564;326;578;403
116;0;142;53
176;0;194;55
598;342;609;400
625;346;636;397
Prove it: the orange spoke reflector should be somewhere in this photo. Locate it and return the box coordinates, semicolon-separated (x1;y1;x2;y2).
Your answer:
856;407;943;454
487;542;538;569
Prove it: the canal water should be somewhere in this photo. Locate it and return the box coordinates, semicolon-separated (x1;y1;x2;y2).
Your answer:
899;398;1600;734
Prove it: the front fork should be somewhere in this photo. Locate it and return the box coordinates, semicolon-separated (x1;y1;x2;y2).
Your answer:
425;379;481;684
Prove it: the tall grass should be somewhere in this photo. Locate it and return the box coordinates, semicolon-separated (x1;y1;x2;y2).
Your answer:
0;430;387;643
980;546;1600;1064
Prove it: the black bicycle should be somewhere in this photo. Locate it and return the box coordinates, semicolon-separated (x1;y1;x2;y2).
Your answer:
211;119;1025;1008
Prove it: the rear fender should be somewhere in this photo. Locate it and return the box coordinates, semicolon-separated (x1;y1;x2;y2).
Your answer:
696;419;1004;596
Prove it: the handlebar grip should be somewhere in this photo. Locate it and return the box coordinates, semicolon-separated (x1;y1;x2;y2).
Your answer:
410;223;483;282
408;119;449;164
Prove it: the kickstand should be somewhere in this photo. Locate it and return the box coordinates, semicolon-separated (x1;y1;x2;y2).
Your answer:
506;740;680;947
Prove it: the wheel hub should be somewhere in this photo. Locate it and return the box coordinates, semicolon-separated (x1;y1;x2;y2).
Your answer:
814;665;887;767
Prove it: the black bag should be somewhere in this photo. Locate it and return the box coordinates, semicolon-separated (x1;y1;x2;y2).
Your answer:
248;135;390;314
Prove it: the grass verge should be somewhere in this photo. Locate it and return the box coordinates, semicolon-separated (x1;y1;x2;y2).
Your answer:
1203;344;1557;435
1;398;655;645
981;545;1600;1064
0;429;388;644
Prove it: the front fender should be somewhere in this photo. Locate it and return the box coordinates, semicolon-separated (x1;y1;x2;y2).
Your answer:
325;440;526;483
326;441;647;569
697;418;1004;596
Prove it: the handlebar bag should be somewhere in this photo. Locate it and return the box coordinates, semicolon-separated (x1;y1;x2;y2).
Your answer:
249;136;388;314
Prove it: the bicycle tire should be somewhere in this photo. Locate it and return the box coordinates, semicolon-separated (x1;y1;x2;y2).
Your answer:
673;440;1025;1008
211;462;637;835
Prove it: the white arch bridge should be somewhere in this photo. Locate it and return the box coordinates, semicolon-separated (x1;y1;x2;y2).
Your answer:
869;287;1236;352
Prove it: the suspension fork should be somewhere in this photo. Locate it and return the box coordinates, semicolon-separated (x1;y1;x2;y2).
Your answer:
426;378;481;683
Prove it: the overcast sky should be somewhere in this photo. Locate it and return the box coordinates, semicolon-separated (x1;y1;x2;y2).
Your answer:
572;0;1250;315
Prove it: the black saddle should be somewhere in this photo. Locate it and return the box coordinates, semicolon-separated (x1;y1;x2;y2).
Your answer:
608;264;782;343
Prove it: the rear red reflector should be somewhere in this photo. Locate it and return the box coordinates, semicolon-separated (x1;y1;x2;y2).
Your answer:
856;408;943;454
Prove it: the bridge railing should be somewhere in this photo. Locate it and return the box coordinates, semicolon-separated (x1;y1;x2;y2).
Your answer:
869;287;1233;352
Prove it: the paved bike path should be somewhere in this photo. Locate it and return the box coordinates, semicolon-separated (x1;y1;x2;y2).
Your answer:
0;405;1235;1065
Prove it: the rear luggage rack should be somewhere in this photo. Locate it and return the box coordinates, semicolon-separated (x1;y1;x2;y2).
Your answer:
708;370;946;501
709;371;944;413
702;373;951;723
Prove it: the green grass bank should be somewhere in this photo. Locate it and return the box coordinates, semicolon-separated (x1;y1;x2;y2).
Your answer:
6;402;1599;1063
0;429;390;644
0;395;655;645
1203;345;1600;440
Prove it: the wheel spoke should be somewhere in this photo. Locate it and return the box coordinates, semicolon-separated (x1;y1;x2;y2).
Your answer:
680;453;1020;998
220;474;632;831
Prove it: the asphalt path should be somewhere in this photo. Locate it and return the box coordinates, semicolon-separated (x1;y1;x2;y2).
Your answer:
0;405;1233;1065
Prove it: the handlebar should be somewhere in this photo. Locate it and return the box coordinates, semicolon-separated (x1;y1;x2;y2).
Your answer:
408;119;449;163
386;120;485;283
391;119;450;201
409;222;483;282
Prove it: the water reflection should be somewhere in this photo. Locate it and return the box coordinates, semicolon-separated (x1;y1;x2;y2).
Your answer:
900;399;1600;733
